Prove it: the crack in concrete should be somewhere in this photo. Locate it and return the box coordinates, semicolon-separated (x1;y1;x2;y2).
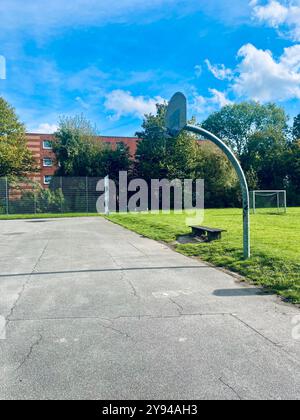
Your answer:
6;241;49;321
6;278;30;322
9;312;233;323
219;377;242;400
9;313;300;367
231;314;300;367
15;334;43;371
109;253;140;300
169;298;183;315
128;241;149;258
230;314;280;347
98;321;132;339
125;278;139;298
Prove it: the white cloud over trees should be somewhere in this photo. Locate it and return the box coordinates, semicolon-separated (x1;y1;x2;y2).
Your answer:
104;90;165;120
251;0;300;41
205;43;300;102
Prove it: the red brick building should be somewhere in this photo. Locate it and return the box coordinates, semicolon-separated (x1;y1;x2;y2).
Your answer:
25;133;140;186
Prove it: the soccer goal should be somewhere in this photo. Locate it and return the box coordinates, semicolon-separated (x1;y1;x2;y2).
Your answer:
250;190;287;214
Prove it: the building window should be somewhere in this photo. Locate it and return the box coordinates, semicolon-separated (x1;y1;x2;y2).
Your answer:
43;158;53;167
43;140;53;150
117;141;125;150
44;175;53;185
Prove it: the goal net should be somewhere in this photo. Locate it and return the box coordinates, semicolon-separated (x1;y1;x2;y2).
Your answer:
250;190;287;214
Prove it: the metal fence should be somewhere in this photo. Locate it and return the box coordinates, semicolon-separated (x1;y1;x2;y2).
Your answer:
0;177;103;215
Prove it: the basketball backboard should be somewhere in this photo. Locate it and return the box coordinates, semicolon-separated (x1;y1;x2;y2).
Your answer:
165;92;187;136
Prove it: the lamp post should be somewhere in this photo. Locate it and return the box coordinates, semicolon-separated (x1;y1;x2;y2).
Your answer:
166;92;251;259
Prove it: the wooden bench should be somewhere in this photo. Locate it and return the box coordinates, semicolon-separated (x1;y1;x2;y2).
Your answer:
190;226;226;242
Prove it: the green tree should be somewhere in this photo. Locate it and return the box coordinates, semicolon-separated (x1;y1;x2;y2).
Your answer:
135;103;240;208
0;97;36;177
135;104;199;181
241;127;287;190
202;102;288;157
285;140;300;205
95;143;132;182
53;114;102;176
53;115;131;179
293;114;300;140
194;143;238;208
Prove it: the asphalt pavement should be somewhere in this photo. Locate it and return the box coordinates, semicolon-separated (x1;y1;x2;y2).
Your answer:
0;217;299;400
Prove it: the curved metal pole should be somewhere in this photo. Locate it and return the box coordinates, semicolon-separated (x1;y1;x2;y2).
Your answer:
185;124;251;259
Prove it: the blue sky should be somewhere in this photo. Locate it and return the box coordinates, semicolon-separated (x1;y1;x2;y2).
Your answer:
0;0;300;135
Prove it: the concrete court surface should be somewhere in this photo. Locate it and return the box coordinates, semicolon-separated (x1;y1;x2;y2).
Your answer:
0;217;299;400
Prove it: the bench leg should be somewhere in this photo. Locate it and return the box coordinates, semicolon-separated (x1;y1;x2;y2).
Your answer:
207;232;222;242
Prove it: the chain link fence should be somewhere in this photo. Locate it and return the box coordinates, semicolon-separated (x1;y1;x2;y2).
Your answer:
0;177;103;215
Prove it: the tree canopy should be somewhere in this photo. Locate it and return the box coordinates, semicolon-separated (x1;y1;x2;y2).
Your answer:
241;127;287;190
135;104;238;207
293;114;300;141
135;104;199;181
0;97;36;177
53;114;131;180
2;95;300;208
201;102;288;158
53;115;102;176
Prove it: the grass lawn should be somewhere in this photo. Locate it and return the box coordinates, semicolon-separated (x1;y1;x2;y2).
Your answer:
108;208;300;304
0;213;100;220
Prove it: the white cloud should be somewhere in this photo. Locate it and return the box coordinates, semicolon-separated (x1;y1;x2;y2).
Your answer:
192;95;207;115
205;43;300;102
194;65;203;78
0;1;252;34
192;89;232;115
233;43;300;102
67;67;108;92
252;0;300;41
0;0;202;34
280;44;300;71
75;96;90;109
253;0;288;26
104;90;165;120
209;88;233;107
33;123;59;134
205;59;233;80
0;55;6;80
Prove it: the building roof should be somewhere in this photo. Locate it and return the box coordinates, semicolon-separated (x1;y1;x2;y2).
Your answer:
26;133;139;140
